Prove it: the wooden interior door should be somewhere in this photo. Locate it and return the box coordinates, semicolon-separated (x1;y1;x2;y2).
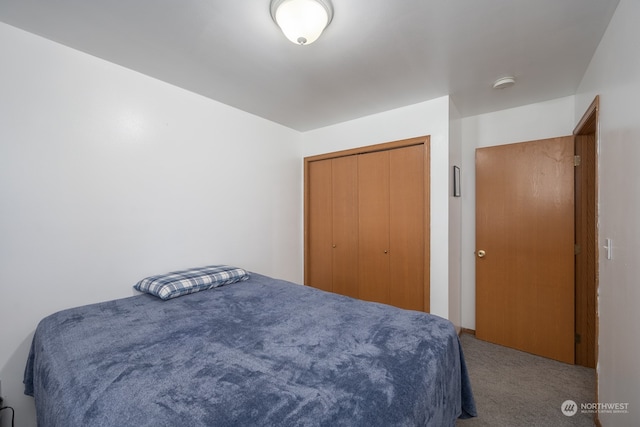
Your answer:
476;136;575;364
358;150;390;304
389;145;425;311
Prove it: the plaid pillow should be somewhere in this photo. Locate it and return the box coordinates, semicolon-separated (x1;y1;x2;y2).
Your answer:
134;265;249;300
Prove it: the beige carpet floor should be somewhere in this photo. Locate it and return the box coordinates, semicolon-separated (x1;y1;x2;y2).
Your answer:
456;333;596;427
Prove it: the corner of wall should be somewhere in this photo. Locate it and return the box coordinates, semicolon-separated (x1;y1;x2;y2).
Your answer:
448;99;463;329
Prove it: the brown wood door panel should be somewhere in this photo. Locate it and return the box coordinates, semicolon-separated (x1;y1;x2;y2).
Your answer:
358;150;390;304
304;136;431;312
389;144;425;311
307;159;333;292
476;136;575;364
332;156;359;298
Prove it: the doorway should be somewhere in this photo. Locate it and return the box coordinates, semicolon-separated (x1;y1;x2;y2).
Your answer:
573;96;599;369
475;96;599;367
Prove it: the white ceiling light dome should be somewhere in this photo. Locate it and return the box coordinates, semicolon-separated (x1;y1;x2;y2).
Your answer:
270;0;334;45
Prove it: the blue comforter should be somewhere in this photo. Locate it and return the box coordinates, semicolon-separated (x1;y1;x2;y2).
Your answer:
24;273;476;426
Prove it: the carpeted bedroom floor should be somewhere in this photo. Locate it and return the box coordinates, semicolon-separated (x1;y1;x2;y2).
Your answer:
456;333;596;427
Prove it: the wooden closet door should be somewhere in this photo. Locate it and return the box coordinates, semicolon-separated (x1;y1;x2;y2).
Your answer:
358;151;390;304
307;159;333;292
305;136;430;311
331;156;359;298
389;145;425;311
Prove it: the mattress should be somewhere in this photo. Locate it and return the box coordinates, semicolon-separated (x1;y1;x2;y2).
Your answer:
24;272;476;426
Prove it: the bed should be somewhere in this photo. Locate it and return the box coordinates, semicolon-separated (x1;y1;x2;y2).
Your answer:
24;268;476;426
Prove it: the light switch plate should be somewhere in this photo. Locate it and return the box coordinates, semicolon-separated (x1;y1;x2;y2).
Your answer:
604;238;613;260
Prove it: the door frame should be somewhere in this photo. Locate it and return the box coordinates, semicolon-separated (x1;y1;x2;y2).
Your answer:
573;95;600;413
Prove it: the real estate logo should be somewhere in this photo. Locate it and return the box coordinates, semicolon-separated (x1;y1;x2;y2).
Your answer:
561;400;578;416
561;400;630;416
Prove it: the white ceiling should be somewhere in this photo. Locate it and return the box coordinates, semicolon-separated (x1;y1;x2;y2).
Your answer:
0;0;620;131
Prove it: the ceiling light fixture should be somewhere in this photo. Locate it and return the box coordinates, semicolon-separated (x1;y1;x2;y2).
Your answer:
493;76;516;89
270;0;333;45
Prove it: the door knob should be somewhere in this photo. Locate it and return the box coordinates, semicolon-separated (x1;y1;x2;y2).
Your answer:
477;250;486;258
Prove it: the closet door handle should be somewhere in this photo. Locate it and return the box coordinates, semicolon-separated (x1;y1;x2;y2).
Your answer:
384;250;388;254
332;244;336;248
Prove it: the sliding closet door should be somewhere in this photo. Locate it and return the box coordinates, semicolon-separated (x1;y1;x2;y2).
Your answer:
357;145;425;310
307;156;358;296
358;150;390;304
307;159;333;292
389;145;425;311
331;156;359;298
304;135;431;312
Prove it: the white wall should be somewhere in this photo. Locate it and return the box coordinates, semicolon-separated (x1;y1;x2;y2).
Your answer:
0;23;302;427
302;97;452;319
575;0;640;424
459;96;576;329
448;100;463;330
